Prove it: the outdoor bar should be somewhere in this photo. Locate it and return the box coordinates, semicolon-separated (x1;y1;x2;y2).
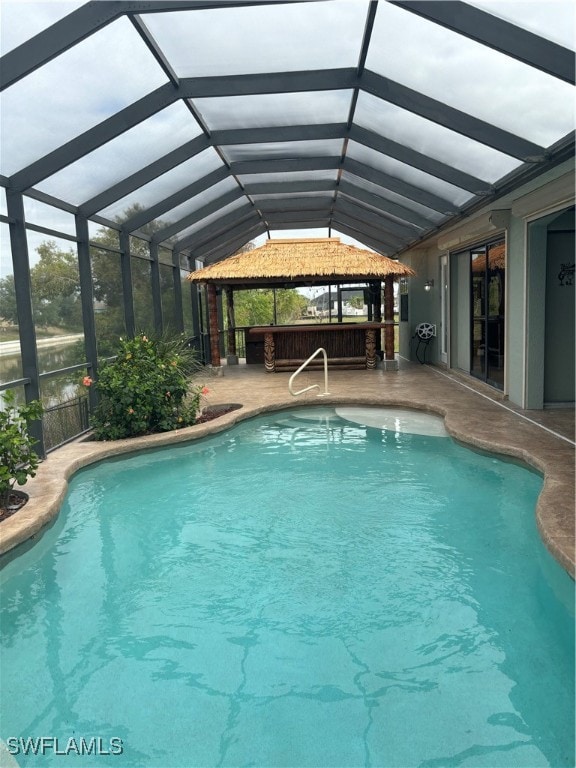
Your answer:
189;238;415;372
247;322;385;371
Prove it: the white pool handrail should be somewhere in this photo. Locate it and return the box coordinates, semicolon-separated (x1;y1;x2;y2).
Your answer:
288;347;330;397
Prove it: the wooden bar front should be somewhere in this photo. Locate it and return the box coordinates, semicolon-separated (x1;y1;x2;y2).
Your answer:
246;323;385;372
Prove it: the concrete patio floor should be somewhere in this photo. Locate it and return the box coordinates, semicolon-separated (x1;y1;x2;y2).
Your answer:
1;359;574;576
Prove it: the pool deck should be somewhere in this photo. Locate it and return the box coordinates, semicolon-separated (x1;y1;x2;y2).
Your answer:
1;360;574;576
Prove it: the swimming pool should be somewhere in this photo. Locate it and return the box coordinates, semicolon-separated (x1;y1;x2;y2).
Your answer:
1;407;574;767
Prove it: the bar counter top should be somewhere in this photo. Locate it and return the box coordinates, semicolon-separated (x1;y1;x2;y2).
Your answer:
245;323;386;371
247;322;386;334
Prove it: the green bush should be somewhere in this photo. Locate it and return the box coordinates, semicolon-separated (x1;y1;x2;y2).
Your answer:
87;333;207;440
0;389;43;507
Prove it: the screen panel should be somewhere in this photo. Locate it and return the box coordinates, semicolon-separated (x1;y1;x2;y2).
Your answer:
366;2;575;148
354;92;521;183
145;2;369;77
346;142;474;208
37;103;203;205
195;91;353;131
0;17;169;176
1;1;86;54
468;1;575;49
99;149;226;222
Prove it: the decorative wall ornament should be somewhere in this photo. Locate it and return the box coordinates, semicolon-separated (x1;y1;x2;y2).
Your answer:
365;329;377;369
558;263;574;286
264;332;275;372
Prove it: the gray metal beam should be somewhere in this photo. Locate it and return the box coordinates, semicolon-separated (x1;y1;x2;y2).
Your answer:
230;157;340;175
181;68;358;98
11;82;180;192
390;0;575;85
80;135;211;217
361;70;545;161
150;242;164;333
122;166;229;232
87;214;123;233
75;214;99;411
23;189;79;215
345;158;458;214
338;178;434;229
24;224;76;244
119;231;135;337
349;125;491;194
255;196;334;212
187;260;202;347
334;1;378;209
5;189;44;453
129;15;180;87
171;250;185;334
152;187;245;243
244;179;337;196
264;218;331;230
212;123;347;146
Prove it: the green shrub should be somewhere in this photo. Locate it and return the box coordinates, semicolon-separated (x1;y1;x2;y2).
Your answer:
0;389;43;507
86;333;207;440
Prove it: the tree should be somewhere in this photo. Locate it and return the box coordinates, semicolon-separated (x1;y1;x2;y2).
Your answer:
0;274;17;325
232;288;307;326
90;204;174;353
0;240;82;331
348;295;365;310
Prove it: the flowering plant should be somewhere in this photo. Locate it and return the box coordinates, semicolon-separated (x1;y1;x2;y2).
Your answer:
0;389;43;508
85;333;207;440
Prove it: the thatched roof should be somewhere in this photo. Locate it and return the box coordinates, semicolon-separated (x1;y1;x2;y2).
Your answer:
188;238;416;287
471;241;505;272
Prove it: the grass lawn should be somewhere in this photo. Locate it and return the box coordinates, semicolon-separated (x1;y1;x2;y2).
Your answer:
0;324;72;343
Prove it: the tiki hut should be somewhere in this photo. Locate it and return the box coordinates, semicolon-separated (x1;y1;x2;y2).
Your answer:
189;238;415;371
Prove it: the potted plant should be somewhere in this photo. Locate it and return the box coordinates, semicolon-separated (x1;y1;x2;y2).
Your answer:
0;389;43;512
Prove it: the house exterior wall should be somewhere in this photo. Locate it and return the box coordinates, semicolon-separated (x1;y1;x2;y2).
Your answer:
400;159;575;409
506;215;526;406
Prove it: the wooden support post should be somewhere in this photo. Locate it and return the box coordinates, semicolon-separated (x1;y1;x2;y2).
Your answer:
372;280;382;355
207;283;221;368
384;275;395;361
225;286;237;357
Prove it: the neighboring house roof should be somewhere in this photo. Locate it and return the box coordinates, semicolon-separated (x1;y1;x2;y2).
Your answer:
471;240;506;271
189;237;415;286
309;289;365;307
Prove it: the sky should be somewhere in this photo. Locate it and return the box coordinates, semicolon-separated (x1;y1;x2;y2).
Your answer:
1;0;574;278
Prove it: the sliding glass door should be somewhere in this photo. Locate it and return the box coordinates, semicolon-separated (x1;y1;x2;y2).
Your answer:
470;239;505;389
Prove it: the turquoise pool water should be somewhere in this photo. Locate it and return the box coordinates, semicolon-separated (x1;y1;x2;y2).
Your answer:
0;407;574;768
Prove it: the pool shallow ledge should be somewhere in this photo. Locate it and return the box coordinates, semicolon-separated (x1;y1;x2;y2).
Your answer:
0;396;574;578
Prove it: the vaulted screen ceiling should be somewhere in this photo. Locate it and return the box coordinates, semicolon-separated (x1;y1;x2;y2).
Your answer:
1;0;574;265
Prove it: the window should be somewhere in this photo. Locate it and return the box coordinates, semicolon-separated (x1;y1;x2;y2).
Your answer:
470;238;506;389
